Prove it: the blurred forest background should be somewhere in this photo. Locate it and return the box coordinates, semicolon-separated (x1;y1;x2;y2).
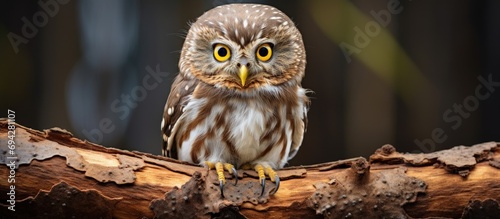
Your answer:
1;0;499;166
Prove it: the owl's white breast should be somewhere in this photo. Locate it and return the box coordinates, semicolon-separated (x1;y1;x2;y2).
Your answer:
224;98;270;163
175;86;307;169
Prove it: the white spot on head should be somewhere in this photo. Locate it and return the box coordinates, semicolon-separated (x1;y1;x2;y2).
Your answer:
220;26;228;35
270;17;282;20
161;118;165;129
256;30;263;39
243;19;248;28
167;107;174;116
240;37;245;45
185;85;189;90
234;18;239;24
235;29;239;38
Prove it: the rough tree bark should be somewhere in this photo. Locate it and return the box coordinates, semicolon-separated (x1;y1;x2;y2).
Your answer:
0;119;499;219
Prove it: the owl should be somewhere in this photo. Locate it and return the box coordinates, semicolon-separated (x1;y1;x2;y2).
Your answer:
161;3;309;197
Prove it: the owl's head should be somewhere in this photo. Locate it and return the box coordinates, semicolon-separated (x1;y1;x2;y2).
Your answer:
179;4;306;92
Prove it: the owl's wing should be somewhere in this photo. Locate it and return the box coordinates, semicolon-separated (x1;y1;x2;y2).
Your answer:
162;73;198;159
288;97;310;161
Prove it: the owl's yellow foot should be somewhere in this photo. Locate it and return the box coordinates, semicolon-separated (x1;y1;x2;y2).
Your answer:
205;161;238;198
254;163;280;196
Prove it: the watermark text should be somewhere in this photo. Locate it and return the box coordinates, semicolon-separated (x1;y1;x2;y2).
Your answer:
6;109;17;211
414;74;500;152
7;0;70;54
81;65;169;143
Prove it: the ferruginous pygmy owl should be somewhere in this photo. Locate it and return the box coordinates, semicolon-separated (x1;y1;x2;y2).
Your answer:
161;3;309;197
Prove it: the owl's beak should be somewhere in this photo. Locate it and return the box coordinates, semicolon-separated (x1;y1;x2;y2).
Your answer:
238;65;248;87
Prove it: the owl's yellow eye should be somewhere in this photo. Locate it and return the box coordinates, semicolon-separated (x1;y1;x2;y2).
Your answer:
256;43;273;62
213;44;231;62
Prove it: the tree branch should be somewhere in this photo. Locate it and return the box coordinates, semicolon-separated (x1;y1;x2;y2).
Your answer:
0;119;499;218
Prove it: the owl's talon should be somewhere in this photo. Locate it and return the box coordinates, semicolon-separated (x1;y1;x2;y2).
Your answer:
219;179;225;198
270;175;280;195
206;161;237;198
254;163;280;196
232;167;238;186
260;178;266;196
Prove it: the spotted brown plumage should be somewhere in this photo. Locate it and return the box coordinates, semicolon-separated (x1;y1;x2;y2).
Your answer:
161;3;309;196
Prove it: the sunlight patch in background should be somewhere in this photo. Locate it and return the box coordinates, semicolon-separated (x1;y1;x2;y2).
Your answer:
310;0;432;103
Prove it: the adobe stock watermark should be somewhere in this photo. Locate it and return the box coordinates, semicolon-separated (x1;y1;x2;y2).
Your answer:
7;0;70;54
339;0;408;63
414;74;500;153
6;110;17;212
81;65;170;143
